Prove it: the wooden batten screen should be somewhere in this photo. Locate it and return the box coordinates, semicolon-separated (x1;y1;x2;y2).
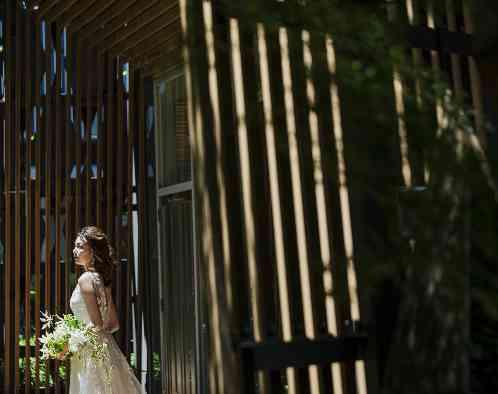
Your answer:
180;0;486;393
0;1;151;392
181;1;370;394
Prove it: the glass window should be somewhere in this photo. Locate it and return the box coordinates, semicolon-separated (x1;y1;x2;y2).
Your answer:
155;74;191;188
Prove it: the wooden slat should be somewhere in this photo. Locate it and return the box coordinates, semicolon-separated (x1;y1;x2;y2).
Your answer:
325;35;369;394
125;27;182;64
115;59;125;352
58;0;99;27
241;336;367;370
3;1;13;390
127;66;137;374
24;10;34;394
141;49;183;77
33;15;43;394
91;0;168;51
66;0;119;34
104;7;180;56
201;0;234;346
117;22;181;65
179;1;235;392
279;25;327;394
105;54;115;261
128;32;182;68
96;52;104;227
77;0;139;42
14;4;23;390
85;44;92;226
64;29;73;313
54;25;63;394
136;71;147;386
75;38;82;239
44;15;54;388
463;2;485;145
264;24;310;393
256;22;298;394
228;17;272;394
37;0;63;19
44;0;79;24
446;0;464;100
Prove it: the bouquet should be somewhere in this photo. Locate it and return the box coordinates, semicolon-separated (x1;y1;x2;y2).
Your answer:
39;312;110;368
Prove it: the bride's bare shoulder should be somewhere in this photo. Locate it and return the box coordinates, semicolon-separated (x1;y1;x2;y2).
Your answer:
77;272;97;292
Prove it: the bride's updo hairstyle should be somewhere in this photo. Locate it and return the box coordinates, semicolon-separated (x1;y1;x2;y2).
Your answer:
77;226;118;286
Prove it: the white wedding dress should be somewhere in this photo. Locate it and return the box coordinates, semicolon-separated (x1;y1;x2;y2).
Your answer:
69;272;146;394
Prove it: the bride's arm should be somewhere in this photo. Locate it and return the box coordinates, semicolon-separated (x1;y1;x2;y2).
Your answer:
78;273;104;330
103;288;120;333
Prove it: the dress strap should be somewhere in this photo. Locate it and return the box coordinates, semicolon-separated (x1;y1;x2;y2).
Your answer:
89;272;108;310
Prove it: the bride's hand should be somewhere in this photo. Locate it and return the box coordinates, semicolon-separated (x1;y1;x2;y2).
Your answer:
56;343;69;360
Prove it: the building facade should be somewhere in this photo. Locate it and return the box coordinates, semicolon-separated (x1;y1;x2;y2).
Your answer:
0;1;496;393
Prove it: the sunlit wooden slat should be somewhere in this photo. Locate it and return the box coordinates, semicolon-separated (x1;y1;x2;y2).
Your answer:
229;15;263;345
179;1;232;392
303;29;345;394
388;4;413;188
446;0;466;158
463;2;485;146
279;25;321;394
325;36;368;394
426;1;446;131
256;22;298;394
405;0;423;105
202;0;233;320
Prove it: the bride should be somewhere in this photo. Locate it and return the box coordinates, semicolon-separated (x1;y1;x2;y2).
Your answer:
66;226;145;394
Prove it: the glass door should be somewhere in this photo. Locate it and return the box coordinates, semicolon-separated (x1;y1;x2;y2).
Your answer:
154;72;202;394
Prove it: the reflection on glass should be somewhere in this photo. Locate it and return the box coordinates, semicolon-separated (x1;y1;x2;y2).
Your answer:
156;75;191;187
158;191;197;392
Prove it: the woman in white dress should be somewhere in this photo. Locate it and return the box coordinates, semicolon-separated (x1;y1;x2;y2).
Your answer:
67;226;145;394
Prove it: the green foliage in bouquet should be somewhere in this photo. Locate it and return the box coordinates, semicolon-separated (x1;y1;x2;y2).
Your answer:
39;312;112;384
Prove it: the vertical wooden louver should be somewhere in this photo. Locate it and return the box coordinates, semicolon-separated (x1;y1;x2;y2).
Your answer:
0;0;490;393
1;1;156;392
178;0;488;393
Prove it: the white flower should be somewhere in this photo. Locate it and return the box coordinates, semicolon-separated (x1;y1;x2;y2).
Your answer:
69;331;87;353
40;311;53;330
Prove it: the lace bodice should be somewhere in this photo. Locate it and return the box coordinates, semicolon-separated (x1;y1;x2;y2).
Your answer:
70;272;109;325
